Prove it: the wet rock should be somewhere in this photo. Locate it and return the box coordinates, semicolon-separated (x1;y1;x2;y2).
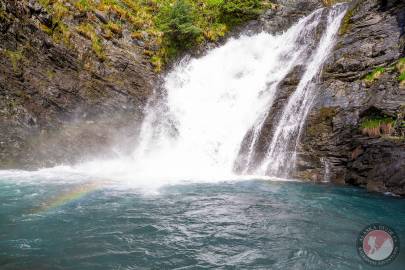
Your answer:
259;0;323;34
298;0;405;195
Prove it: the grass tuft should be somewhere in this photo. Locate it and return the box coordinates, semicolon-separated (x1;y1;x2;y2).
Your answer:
363;67;385;84
360;117;395;138
396;58;405;85
77;23;106;61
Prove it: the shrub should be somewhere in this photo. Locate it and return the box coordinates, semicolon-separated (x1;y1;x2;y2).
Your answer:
219;0;264;26
156;0;202;51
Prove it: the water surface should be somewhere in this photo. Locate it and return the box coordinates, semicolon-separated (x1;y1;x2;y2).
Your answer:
1;179;404;269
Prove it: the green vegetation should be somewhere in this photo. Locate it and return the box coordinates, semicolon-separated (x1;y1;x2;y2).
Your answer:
396;57;405;84
360;116;395;137
399;73;405;82
36;0;272;71
363;67;385;84
4;49;24;72
322;0;350;5
338;0;363;35
153;0;271;69
77;23;106;61
339;7;353;35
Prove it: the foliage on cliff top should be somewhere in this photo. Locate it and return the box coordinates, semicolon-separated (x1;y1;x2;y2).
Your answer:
36;0;272;71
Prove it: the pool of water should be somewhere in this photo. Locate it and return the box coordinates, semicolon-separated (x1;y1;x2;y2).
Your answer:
0;178;404;269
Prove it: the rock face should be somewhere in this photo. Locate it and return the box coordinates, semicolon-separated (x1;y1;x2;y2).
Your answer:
297;0;405;195
243;0;323;35
259;0;324;33
0;0;155;168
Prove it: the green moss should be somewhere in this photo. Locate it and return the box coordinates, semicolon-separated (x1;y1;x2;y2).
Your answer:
5;50;24;72
151;55;163;72
339;8;353;35
363;67;385;84
76;23;106;60
397;57;405;70
306;107;337;137
319;107;337;121
75;0;94;12
53;23;72;45
91;37;106;61
338;0;363;36
46;69;56;79
0;4;10;20
37;1;72;46
105;21;122;35
396;58;405;83
52;1;69;25
38;0;52;8
76;23;94;39
399;72;405;82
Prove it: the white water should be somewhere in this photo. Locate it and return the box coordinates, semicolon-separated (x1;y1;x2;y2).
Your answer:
257;5;347;176
129;8;327;181
0;5;346;190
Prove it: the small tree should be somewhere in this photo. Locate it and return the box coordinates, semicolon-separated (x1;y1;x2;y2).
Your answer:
157;0;202;50
219;0;264;25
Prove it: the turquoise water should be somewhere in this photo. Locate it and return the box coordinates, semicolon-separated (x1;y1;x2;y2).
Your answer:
1;179;404;269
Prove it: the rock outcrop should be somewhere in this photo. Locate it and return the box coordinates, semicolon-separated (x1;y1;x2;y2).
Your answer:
297;0;405;195
0;0;155;168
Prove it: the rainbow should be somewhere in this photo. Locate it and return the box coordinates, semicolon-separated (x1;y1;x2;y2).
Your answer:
31;181;100;214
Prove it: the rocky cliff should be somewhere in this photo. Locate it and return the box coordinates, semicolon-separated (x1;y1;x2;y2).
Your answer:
0;0;155;168
297;0;405;195
236;0;405;196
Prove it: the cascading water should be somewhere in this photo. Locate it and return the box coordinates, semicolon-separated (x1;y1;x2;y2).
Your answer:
256;5;347;177
0;4;347;188
126;4;347;181
129;9;324;180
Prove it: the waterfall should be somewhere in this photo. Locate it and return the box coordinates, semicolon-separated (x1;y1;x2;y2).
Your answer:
256;5;347;177
2;4;346;186
127;4;347;180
